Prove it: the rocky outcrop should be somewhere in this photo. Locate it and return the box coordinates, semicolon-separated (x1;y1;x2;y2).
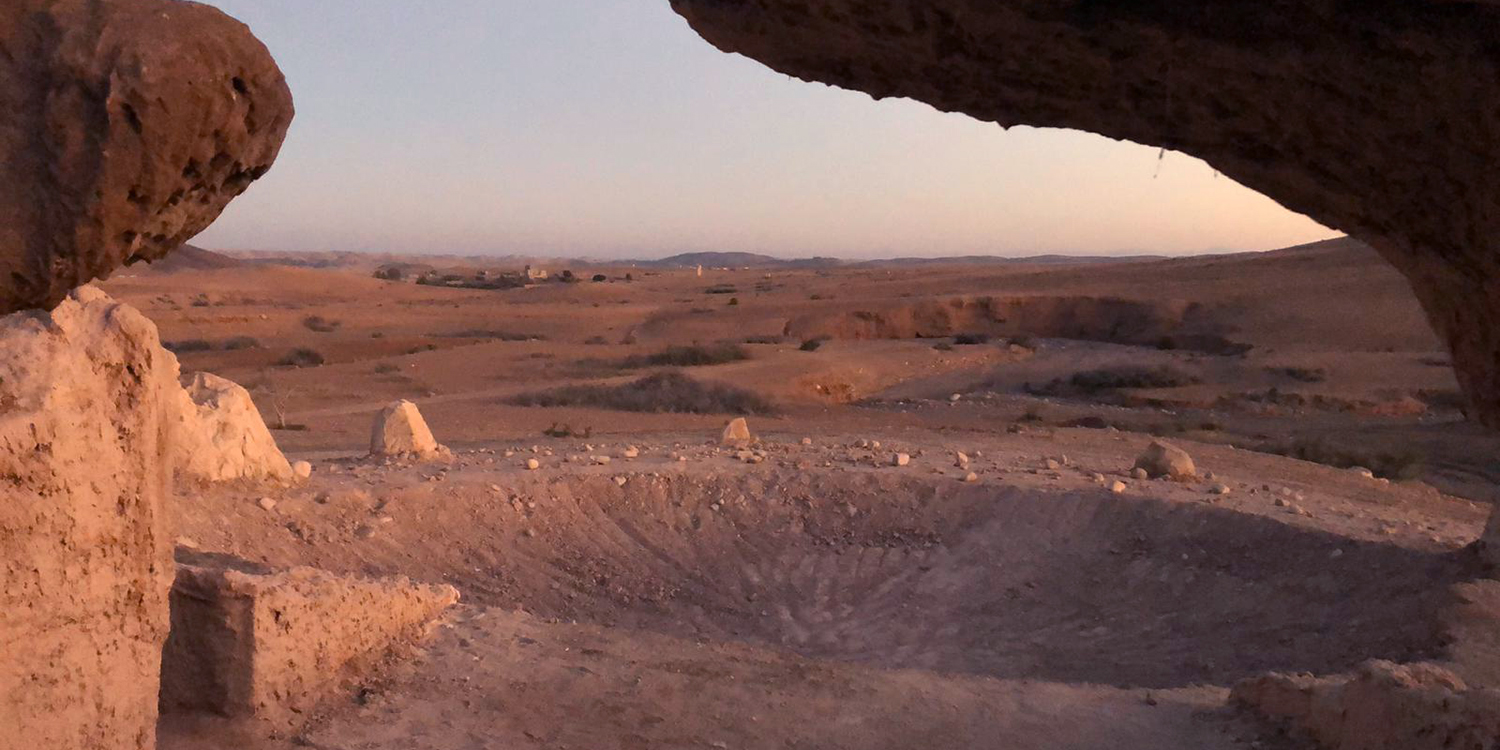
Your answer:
173;372;295;484
371;400;449;460
1232;661;1500;750
0;287;177;750
0;0;293;315
668;0;1500;427
162;551;460;730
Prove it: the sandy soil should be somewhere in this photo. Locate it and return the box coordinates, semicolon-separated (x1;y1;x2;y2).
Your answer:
108;239;1500;749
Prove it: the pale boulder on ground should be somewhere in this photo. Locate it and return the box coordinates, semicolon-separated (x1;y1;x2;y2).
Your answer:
161;551;460;730
173;371;294;483
721;417;753;446
1133;440;1198;481
0;288;177;750
371;400;449;459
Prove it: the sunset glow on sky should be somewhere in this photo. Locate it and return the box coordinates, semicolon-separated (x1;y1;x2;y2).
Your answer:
195;0;1335;259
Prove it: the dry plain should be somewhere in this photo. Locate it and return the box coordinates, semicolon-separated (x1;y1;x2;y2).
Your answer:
103;237;1500;749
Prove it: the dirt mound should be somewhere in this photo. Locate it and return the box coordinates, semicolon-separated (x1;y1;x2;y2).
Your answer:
784;295;1250;354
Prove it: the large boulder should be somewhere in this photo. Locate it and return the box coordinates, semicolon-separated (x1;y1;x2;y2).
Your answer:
0;0;294;314
371;400;449;460
668;0;1500;428
0;287;177;750
173;372;295;484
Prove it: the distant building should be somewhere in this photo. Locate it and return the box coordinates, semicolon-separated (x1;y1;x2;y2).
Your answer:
525;264;548;281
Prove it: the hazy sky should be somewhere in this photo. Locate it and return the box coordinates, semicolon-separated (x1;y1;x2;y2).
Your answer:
195;0;1333;259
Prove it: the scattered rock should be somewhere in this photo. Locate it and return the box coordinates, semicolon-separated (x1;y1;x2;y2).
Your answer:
1210;484;1232;496
954;452;971;468
1133;441;1197;481
292;461;313;481
1131;467;1150;481
525;458;541;471
1350;466;1377;479
892;453;911;467
257;497;277;512
1110;481;1128;494
964;472;979;483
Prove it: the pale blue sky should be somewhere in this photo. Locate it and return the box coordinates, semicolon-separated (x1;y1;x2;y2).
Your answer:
195;0;1333;259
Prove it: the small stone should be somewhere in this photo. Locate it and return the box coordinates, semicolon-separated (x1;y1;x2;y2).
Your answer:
1350;466;1376;479
893;453;911;467
1131;467;1149;481
525;458;541;471
291;460;313;481
614;476;628;487
1275;497;1290;508
1110;481;1128;494
964;472;979;483
593;455;612;465
257;497;277;512
955;452;970;468
622;447;640;459
870;440;882;450
1044;459;1061;471
949;393;962;403
1210;484;1232;496
801;437;813;446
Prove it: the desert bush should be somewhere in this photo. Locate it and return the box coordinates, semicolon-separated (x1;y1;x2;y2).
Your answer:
592;274;608;282
439;329;544;341
744;335;783;345
705;284;738;295
544;423;592;438
1270;366;1328;383
164;339;213;353
932;342;954;351
276;348;326;368
302;315;341;333
1067;365;1201;393
1009;335;1038;350
510;371;772;415
799;338;827;352
727;297;740;306
618;344;750;369
222;336;261;351
373;363;401;375
953;333;991;346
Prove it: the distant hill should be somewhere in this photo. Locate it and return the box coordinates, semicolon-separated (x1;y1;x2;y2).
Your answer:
140;244;243;273
640;252;841;269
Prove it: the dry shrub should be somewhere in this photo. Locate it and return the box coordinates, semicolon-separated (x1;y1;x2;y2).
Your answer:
618;344;750;369
276;348;326;368
164;339;213;353
510;371;772;415
302;315;341;333
222;336;261;350
1065;365;1201;393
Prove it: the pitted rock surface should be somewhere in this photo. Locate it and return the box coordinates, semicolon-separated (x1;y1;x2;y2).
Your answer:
669;0;1500;426
0;0;293;314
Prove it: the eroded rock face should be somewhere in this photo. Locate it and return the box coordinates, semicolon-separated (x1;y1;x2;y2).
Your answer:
0;287;177;750
0;0;294;314
668;0;1500;427
173;372;295;484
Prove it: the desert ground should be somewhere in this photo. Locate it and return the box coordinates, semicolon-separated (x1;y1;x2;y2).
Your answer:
106;237;1500;749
